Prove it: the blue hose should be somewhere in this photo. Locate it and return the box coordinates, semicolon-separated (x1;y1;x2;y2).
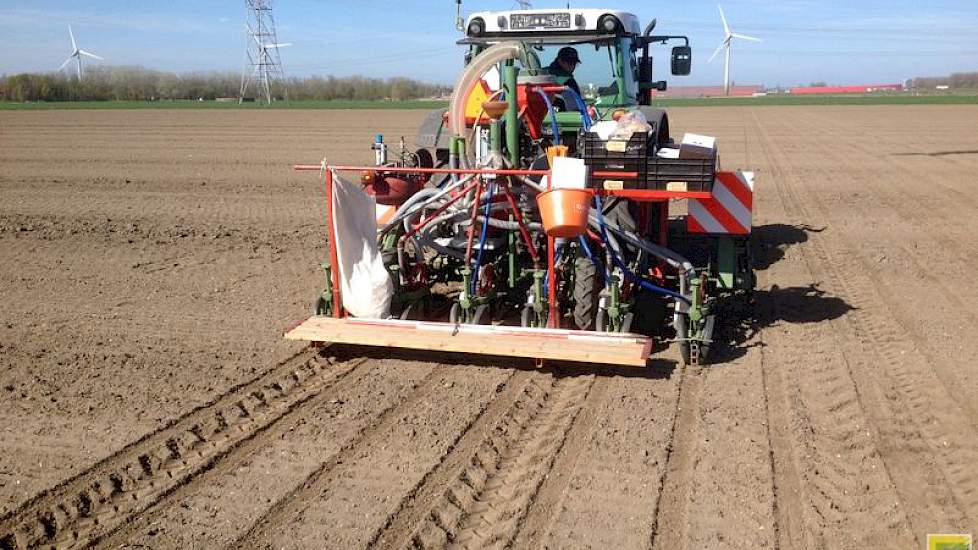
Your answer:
471;180;495;295
561;87;592;131
577;236;607;283
542;240;568;297
533;89;561;145
594;195;691;304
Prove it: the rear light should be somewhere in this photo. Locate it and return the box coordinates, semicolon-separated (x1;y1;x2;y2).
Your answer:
467;17;485;37
598;15;620;33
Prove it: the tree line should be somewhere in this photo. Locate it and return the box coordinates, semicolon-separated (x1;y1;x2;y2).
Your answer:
0;66;451;102
910;71;978;90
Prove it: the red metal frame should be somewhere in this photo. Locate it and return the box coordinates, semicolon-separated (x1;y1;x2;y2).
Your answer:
294;163;714;322
323;169;344;318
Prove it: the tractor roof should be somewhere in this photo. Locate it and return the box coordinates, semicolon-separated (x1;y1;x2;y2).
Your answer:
462;9;643;42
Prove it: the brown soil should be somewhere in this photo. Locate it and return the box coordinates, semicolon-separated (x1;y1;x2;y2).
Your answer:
1;106;977;549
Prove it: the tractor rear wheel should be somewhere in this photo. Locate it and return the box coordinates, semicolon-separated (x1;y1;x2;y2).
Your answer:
573;256;601;330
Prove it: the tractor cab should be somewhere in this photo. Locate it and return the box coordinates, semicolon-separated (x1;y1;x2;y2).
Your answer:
460;8;691;111
415;7;693;156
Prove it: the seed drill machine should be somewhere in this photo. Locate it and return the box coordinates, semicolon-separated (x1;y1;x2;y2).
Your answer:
287;6;755;367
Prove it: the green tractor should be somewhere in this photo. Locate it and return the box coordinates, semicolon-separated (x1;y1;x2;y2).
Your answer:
300;6;754;367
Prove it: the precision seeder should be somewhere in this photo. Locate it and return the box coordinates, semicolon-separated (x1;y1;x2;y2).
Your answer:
287;6;755;367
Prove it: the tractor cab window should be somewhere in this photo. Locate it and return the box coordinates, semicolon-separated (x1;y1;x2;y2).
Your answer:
523;41;621;102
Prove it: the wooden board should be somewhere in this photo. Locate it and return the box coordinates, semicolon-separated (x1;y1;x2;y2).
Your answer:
285;316;653;367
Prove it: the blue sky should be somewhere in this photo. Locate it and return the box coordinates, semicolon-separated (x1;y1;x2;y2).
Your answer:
1;1;977;86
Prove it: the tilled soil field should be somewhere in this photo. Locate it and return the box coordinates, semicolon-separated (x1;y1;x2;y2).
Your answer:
1;106;977;549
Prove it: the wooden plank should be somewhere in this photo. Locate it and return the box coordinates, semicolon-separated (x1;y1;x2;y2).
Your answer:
285;316;653;367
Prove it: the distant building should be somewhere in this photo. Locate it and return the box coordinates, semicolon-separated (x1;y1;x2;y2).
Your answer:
657;85;763;98
789;84;903;95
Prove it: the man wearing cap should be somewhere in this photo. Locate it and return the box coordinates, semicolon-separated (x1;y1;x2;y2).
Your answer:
547;46;582;109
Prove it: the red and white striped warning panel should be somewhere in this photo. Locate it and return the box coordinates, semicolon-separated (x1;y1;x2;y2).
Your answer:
688;171;754;235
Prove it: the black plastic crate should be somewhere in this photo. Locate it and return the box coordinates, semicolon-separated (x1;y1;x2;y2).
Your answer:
646;150;716;192
581;131;653;190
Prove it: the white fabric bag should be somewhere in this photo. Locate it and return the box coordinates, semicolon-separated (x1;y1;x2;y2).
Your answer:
330;171;393;318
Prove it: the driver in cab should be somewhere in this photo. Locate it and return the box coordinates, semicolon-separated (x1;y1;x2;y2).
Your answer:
547;46;582;110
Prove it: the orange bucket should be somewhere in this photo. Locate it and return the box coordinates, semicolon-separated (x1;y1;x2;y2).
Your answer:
536;188;592;238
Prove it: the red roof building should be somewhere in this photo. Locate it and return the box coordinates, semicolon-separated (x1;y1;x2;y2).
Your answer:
789;84;903;95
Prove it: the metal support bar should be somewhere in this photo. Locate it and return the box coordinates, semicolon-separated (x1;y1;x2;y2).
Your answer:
503;61;519;167
324;169;343;318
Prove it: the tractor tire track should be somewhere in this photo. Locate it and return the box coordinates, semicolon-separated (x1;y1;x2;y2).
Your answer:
763;110;978;527
0;348;365;550
234;362;517;548
365;369;538;549
385;371;598;550
95;356;436;549
774;109;978;426
507;371;612;549
751;110;914;549
752;109;978;539
752;109;925;546
525;363;682;550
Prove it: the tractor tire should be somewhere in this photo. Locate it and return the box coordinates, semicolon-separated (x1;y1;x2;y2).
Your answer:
573;256;601;330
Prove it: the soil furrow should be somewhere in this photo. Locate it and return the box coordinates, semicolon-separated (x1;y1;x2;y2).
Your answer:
649;364;699;550
749;109;916;549
769;110;978;426
768;113;978;526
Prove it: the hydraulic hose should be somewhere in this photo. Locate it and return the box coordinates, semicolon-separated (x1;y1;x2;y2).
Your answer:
561;87;592;131
380;174;475;235
449;42;524;167
594;194;690;304
533;88;561;145
472;179;495;294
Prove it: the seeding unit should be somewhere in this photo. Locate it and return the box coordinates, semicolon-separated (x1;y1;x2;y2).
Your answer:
287;7;755;366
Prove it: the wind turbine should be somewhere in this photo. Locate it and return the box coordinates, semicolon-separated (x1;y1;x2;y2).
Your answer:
58;25;103;80
250;27;291;60
708;6;761;96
